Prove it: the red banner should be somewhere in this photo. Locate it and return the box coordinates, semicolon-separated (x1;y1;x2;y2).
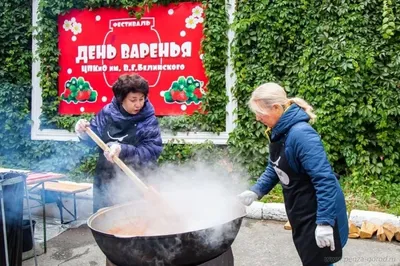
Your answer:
57;2;207;115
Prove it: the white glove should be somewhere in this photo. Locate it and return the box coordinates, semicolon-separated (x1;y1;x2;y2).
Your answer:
238;190;258;206
74;119;90;139
315;225;335;251
104;143;121;163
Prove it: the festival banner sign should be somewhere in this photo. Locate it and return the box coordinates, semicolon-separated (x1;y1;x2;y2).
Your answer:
57;2;207;115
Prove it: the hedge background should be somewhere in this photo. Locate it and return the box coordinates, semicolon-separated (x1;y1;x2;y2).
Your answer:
228;0;400;213
1;0;399;214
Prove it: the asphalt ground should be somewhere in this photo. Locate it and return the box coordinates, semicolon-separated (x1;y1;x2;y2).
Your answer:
23;218;400;266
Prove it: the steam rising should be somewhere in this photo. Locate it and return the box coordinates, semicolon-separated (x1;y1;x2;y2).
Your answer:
93;157;250;259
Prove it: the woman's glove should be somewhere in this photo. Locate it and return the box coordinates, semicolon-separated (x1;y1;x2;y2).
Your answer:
104;143;121;163
315;225;335;251
74;119;90;139
238;190;258;206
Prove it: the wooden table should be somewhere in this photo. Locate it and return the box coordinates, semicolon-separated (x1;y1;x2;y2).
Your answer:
42;182;91;224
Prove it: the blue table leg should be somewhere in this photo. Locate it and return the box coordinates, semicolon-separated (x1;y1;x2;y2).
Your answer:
24;181;38;266
0;188;9;266
41;182;47;253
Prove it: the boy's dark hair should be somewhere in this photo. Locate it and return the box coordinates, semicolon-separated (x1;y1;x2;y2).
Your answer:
112;74;149;103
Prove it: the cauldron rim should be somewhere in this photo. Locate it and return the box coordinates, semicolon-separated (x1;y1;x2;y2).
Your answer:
87;201;246;240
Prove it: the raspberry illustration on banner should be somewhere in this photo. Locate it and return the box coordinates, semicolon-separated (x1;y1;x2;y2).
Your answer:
163;76;204;105
61;76;98;103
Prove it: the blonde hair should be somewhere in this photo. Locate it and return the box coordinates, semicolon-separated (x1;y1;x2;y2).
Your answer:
248;82;317;122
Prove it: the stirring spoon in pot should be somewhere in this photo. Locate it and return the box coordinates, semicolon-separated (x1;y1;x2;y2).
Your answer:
85;128;183;233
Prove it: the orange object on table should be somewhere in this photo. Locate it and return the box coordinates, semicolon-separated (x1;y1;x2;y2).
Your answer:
26;173;65;185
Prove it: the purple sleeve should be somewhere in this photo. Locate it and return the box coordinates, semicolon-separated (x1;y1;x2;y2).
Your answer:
120;116;163;164
90;109;107;137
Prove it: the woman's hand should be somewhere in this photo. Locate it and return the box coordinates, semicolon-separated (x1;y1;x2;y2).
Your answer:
315;225;335;251
104;143;121;163
238;190;258;206
75;119;90;134
74;119;90;139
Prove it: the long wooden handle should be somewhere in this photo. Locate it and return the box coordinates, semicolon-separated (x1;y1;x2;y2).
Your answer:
85;128;149;194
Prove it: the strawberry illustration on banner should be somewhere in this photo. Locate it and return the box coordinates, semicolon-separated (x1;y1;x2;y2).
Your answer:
57;3;208;116
61;77;98;103
161;76;205;111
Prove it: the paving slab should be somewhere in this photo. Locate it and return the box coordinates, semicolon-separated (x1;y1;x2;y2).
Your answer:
234;219;400;266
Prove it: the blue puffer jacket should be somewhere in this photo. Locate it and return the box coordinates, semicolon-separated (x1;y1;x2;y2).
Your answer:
251;104;348;248
89;97;163;166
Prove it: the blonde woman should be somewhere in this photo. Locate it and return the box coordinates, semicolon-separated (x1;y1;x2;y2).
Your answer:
238;83;348;266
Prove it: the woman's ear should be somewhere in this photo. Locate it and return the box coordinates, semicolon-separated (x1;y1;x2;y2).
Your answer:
272;103;284;115
271;103;281;111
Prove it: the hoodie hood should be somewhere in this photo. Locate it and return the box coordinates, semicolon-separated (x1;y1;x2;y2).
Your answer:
103;97;156;123
271;104;310;141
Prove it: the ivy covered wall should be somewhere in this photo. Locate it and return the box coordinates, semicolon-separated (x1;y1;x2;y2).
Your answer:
0;0;399;212
228;0;400;212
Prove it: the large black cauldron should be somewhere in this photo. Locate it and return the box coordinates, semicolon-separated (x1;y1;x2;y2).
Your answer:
87;201;245;266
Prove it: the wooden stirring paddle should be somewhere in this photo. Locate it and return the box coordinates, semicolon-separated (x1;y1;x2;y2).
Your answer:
85;128;183;232
86;127;149;194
